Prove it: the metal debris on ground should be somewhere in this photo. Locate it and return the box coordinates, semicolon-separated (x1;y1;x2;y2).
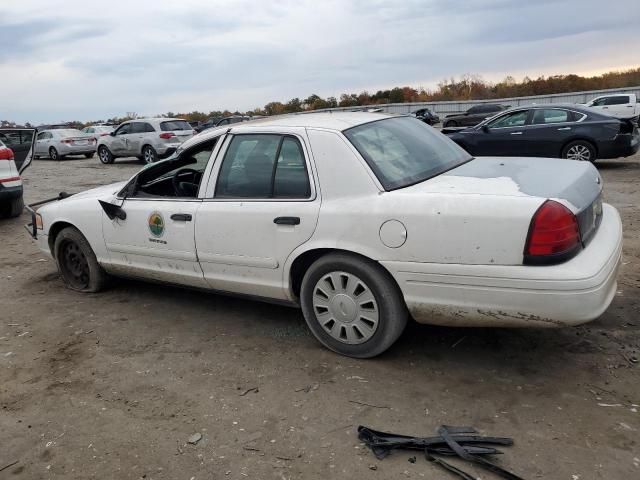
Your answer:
358;425;524;480
187;432;202;445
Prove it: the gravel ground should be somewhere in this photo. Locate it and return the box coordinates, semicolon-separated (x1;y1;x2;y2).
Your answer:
1;152;639;479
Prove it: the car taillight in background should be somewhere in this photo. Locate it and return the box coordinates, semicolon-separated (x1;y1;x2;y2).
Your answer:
61;138;74;144
159;132;175;139
0;146;15;160
524;200;581;265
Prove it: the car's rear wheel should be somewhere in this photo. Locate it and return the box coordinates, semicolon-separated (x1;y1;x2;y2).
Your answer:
142;145;157;164
49;147;59;161
54;226;108;293
98;146;114;164
444;120;458;128
0;196;23;218
300;253;408;358
562;140;596;162
84;152;94;159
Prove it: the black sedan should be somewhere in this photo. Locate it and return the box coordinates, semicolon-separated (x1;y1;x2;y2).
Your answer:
443;103;509;128
444;104;639;162
412;108;440;126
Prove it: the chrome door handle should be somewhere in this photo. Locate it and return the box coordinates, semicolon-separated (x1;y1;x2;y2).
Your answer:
557;127;571;131
510;132;523;135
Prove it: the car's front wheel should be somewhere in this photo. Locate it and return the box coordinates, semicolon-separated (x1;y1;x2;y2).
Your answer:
562;140;596;162
142;145;158;164
300;253;408;358
98;146;114;164
54;226;108;292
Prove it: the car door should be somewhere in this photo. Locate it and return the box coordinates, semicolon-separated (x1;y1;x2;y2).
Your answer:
525;108;577;157
101;139;219;288
127;122;145;155
35;131;51;155
0;129;35;172
605;95;633;117
474;110;531;156
109;123;132;156
195;130;320;300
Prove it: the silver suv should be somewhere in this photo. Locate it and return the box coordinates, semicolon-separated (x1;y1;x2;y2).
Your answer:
96;118;194;164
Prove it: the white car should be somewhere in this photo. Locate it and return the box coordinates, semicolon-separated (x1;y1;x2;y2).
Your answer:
97;118;194;165
34;129;97;160
25;113;622;358
584;93;640;122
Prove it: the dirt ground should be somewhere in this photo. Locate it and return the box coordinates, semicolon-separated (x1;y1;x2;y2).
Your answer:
1;152;639;480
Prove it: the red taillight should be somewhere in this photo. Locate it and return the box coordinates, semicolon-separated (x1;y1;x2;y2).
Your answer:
525;200;581;262
61;138;73;144
159;132;175;139
0;147;14;160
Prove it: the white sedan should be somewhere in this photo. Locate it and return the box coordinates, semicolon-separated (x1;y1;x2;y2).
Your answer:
25;113;622;358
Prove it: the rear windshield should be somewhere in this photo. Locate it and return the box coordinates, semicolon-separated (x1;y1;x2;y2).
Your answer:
54;129;84;136
160;121;192;131
343;117;472;190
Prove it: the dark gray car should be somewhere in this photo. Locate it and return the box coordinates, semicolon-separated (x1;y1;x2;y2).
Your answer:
443;103;509;128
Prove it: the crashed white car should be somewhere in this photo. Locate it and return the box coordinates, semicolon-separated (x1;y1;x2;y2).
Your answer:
26;113;622;358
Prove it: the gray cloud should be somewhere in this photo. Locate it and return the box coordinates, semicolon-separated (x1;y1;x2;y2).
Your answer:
1;0;638;124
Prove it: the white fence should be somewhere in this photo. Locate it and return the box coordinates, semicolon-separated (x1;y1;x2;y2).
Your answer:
312;86;640;116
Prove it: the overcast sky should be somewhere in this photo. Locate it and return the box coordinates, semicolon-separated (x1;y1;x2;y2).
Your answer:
1;0;638;124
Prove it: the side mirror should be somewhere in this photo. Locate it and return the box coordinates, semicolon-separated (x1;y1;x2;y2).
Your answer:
99;200;126;220
481;125;490;133
109;131;116;136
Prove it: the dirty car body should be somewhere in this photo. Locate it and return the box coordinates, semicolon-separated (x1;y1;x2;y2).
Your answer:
27;113;622;357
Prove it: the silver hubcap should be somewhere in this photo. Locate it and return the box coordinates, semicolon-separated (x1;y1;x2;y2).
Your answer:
566;144;591;161
312;271;379;344
144;148;154;163
99;149;109;162
50;149;57;159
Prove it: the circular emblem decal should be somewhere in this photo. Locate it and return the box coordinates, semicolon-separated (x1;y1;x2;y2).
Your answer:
148;212;165;237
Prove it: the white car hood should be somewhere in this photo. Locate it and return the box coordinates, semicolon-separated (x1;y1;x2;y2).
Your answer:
65;181;128;201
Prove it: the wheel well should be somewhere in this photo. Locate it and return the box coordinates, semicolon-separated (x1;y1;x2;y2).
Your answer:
47;221;74;257
288;248;402;300
561;138;598;157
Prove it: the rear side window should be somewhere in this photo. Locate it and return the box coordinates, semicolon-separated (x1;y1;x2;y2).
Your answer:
215;134;310;199
160;120;192;131
604;95;630;105
531;109;570;124
487;110;528;128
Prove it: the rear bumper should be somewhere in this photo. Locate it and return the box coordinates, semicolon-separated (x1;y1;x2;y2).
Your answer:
598;133;639;158
382;203;623;328
0;184;23;201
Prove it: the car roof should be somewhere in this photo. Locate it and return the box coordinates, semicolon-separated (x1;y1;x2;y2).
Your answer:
124;118;185;124
231;111;394;131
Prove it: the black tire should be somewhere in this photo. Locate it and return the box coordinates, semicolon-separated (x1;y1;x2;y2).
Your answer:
444;120;458;128
54;226;108;293
7;196;24;218
84;152;94;159
561;140;596;162
300;253;408;358
98;146;114;164
142;145;157;164
49;147;59;161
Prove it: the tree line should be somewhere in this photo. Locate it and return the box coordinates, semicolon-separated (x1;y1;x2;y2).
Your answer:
2;67;638;128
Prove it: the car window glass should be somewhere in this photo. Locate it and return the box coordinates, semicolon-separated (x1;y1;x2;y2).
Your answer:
160;120;192;131
215;134;282;198
487;110;528;128
590;98;606;107
129;122;144;134
344;117;471;191
605;96;630;105
143;123;155;133
273;137;310;198
467;106;480;114
531;109;570;124
116;124;131;135
1;130;33;146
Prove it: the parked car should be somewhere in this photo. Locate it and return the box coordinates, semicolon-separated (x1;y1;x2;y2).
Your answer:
82;125;114;137
0;128;34;218
195;117;223;133
412;108;440;126
583;93;640;124
443;103;509;128
97;118;194;165
445;104;639;162
25;113;621;358
34;129;97;160
216;115;252;127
